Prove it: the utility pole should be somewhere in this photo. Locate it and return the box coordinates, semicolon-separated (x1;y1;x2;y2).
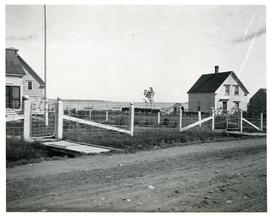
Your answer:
44;4;47;99
44;5;48;126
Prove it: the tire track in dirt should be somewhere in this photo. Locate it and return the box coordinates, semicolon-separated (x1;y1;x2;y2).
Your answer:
7;144;265;202
7;138;266;212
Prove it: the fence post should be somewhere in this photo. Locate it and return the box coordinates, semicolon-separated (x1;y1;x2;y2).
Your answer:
179;105;182;132
211;107;215;131
45;99;49;126
105;111;109;121
260;113;263;131
240;109;243;133
55;99;63;139
23;99;31;141
129;102;134;136
198;111;202;127
157;111;160;125
89;109;92;120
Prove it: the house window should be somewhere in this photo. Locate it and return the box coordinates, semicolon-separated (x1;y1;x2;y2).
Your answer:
222;101;227;111
197;102;201;111
234;101;240;109
6;86;20;109
234;85;239;95
225;85;230;95
27;81;33;90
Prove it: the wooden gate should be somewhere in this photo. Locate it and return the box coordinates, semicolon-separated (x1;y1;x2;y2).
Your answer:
226;111;240;130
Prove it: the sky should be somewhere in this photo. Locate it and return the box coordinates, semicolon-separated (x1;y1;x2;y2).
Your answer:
5;5;266;102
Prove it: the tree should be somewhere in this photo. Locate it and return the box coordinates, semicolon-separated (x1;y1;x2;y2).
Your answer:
143;87;155;108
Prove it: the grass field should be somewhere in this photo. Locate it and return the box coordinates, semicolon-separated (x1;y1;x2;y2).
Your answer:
63;127;245;153
7;128;241;166
6;137;49;167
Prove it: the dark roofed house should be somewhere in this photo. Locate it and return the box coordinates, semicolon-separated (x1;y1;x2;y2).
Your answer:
187;66;249;113
248;88;267;114
6;47;45;113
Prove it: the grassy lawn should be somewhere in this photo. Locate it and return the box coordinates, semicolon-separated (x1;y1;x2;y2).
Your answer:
7;127;255;167
6;137;50;167
63;127;246;153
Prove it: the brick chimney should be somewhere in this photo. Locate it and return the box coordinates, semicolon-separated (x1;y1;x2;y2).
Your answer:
215;65;219;74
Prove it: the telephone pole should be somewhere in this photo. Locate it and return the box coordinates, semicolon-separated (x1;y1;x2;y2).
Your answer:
44;4;47;99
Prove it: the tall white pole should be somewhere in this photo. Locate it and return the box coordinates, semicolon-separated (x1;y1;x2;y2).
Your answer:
44;4;47;99
43;5;49;126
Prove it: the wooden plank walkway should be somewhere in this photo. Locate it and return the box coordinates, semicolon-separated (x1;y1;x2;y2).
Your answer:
41;140;111;154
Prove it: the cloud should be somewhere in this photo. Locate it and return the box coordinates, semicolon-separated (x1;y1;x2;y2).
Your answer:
233;27;266;43
6;35;33;41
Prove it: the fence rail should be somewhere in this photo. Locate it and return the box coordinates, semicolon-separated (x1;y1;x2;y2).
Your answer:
63;115;132;135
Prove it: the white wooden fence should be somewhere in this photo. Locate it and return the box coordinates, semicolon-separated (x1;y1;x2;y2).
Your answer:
7;100;265;141
179;107;215;132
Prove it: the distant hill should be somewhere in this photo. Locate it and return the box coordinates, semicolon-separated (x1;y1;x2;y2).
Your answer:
62;99;188;111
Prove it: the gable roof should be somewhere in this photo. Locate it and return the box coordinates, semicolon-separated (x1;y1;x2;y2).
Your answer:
187;71;249;94
250;88;266;100
6;48;25;77
261;88;267;94
17;55;45;87
6;48;45;87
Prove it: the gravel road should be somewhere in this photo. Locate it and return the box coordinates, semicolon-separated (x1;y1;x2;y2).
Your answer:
6;137;267;212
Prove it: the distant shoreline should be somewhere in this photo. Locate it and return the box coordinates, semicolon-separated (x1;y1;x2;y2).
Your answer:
62;99;188;111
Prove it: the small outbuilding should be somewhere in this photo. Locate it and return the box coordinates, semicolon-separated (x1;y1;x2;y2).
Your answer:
248;88;267;114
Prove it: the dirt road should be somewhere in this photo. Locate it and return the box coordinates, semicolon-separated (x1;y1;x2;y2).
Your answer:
6;138;267;212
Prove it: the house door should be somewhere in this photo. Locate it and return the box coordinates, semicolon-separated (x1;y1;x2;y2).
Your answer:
222;101;227;112
6;86;21;109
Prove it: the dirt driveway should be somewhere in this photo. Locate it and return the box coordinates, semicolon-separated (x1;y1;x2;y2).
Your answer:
6;137;267;212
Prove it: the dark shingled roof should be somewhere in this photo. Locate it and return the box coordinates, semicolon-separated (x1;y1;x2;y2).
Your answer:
188;72;232;93
6;48;45;87
187;71;249;94
17;55;45;87
6;48;25;76
261;88;267;94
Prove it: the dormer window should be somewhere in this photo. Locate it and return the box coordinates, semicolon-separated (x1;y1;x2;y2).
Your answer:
224;85;230;95
234;85;239;95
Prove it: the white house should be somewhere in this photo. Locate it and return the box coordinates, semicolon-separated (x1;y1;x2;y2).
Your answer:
6;47;45;113
187;66;249;113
